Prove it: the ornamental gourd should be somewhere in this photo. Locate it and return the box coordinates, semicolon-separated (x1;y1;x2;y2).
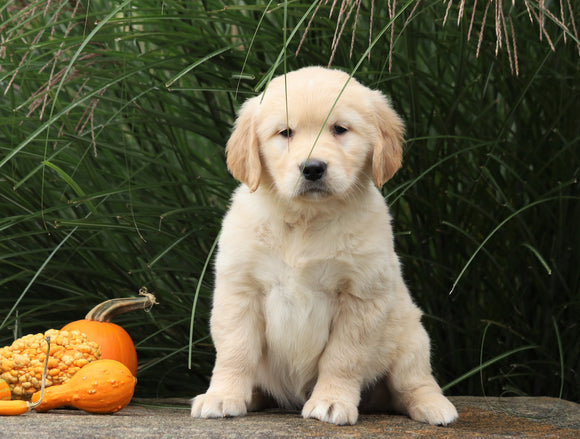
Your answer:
0;330;101;400
30;359;136;413
0;379;10;400
61;289;157;376
0;336;51;416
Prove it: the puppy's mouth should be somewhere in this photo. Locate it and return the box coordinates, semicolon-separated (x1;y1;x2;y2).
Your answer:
296;180;333;198
294;159;333;199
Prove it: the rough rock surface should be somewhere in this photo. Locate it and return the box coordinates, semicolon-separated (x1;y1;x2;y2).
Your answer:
2;396;578;438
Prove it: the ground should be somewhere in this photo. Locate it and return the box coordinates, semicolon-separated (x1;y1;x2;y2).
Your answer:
2;396;578;438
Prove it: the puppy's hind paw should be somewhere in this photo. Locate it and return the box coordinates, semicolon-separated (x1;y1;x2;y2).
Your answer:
302;398;358;425
408;393;458;426
191;392;247;419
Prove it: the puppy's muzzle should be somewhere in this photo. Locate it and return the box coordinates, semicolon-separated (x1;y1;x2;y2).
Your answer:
298;159;330;197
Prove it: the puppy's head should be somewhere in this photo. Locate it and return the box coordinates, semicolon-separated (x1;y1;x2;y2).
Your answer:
226;67;404;200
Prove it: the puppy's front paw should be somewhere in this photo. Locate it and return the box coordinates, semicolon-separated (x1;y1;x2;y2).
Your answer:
407;393;458;426
302;397;358;425
191;392;247;419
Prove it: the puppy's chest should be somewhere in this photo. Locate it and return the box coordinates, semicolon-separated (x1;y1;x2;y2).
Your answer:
258;245;346;321
260;256;339;372
254;225;351;365
255;222;351;296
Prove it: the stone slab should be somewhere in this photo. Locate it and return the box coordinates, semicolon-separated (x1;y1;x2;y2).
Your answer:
1;396;578;438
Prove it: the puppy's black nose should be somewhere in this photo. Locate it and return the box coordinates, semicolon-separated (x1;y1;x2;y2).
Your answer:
300;159;327;181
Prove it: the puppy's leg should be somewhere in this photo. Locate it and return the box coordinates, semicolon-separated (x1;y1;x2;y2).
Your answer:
302;371;361;425
191;285;262;419
386;322;458;426
302;295;385;425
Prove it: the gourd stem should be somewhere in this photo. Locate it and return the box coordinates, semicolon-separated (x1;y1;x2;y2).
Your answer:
29;336;51;410
85;288;157;323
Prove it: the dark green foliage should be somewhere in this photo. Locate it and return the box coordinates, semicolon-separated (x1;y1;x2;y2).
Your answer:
1;1;578;401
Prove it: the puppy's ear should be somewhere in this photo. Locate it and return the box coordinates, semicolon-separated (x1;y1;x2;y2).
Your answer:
226;97;261;192
371;91;405;188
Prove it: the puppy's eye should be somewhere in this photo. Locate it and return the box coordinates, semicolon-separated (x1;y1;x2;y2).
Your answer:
332;125;348;136
279;128;294;138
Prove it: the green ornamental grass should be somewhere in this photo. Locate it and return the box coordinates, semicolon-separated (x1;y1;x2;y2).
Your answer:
1;0;578;402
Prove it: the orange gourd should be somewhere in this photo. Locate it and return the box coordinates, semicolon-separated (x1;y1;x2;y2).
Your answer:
0;379;11;401
0;400;32;416
61;289;157;376
30;359;136;413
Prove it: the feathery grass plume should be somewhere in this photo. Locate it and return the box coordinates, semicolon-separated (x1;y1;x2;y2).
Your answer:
300;1;578;74
443;0;580;74
2;0;108;155
297;0;417;70
297;0;377;66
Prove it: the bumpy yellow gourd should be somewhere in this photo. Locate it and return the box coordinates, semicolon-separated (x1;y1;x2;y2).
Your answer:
30;359;136;413
0;329;101;400
0;336;51;416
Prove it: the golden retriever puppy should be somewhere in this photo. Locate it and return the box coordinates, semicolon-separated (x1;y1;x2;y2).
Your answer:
191;66;458;426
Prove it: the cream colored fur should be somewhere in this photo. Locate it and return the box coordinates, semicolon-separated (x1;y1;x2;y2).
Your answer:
191;67;458;426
